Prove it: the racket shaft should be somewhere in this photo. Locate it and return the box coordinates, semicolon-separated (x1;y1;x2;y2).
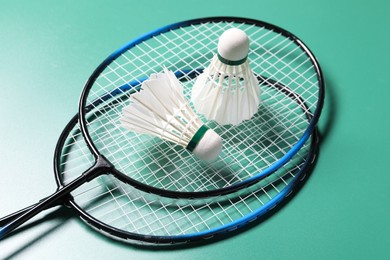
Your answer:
0;203;38;227
0;163;103;239
0;195;67;227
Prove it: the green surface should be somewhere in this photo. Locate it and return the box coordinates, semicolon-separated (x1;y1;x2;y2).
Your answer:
0;0;389;259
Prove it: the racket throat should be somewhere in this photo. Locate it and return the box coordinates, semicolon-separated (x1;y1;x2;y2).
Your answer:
83;155;114;182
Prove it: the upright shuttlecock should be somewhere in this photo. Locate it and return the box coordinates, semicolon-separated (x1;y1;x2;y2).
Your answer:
191;28;260;125
120;68;223;161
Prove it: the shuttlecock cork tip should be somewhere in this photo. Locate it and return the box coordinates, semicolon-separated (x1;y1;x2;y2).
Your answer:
217;28;249;65
187;125;222;162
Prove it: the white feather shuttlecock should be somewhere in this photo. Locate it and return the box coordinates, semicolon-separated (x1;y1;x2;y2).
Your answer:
191;28;260;125
120;68;223;162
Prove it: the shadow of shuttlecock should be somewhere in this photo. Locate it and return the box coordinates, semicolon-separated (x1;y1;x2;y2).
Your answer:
124;137;243;192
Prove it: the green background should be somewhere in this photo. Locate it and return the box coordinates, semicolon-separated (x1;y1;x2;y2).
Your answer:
1;0;389;259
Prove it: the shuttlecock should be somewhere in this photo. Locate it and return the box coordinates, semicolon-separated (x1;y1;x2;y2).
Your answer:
191;28;260;125
120;68;223;161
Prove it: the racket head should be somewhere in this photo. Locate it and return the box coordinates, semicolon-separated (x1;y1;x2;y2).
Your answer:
78;17;324;197
55;114;319;244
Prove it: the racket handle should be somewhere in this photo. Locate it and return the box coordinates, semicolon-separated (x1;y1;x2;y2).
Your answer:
0;156;108;240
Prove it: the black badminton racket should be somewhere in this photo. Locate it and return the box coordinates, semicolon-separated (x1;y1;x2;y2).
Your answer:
0;112;318;243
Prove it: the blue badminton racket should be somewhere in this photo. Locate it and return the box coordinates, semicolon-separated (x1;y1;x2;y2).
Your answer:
77;17;324;197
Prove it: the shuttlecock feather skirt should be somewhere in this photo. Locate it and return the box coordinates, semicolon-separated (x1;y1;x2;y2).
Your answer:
191;55;261;125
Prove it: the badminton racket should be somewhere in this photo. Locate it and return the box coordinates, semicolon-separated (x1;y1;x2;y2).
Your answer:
0;112;318;243
77;17;324;198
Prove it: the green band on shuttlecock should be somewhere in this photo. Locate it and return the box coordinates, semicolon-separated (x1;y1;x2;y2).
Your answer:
186;125;209;152
217;53;247;65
